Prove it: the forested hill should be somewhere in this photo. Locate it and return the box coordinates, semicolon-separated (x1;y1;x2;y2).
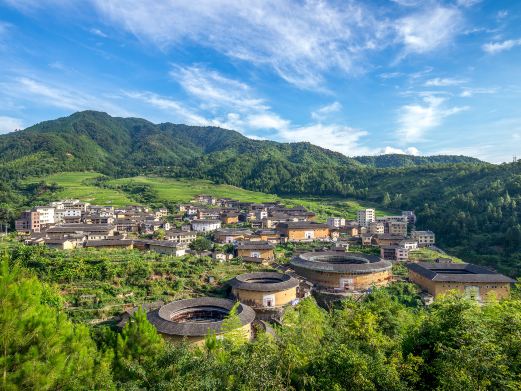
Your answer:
0;110;482;180
353;154;482;168
1;111;520;275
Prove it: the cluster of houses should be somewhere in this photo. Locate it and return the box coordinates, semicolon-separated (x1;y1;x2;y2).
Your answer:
15;196;516;306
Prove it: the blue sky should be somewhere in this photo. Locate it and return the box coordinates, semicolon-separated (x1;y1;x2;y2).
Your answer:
0;0;520;162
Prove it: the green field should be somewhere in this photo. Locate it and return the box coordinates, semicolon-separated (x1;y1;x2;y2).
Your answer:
108;176;280;203
408;247;463;263
30;172;391;219
25;172;134;206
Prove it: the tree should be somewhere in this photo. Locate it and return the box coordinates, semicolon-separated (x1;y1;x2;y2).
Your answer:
189;237;214;253
153;228;166;240
114;308;164;383
0;256;114;390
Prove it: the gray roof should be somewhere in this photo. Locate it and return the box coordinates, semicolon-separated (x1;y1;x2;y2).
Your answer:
47;224;114;233
236;241;274;250
84;239;133;247
147;297;255;337
291;251;392;274
277;221;329;229
228;272;299;292
406;262;516;283
214;228;253;236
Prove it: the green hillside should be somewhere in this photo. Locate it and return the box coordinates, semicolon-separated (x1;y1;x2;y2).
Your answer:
21;172;391;222
1;111;520;275
353;154;482;168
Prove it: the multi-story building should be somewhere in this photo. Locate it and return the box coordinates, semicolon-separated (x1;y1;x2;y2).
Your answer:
191;219;222;232
369;221;385;235
15;210;40;233
165;230;197;244
412;230;435;247
380;246;409;261
35;206;55;225
357;209;375;227
327;217;346;228
388;221;408;236
401;210;417;225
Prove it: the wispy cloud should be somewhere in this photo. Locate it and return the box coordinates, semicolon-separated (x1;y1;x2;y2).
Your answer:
395;6;462;55
4;77;131;116
424;77;467;87
482;38;521;54
123;91;209;125
89;27;108;38
456;0;481;7
171;65;267;112
460;87;497;97
311;101;342;120
397;94;468;143
92;1;393;90
0;116;23;134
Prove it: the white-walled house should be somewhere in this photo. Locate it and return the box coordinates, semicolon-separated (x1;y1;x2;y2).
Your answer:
191;219;222;232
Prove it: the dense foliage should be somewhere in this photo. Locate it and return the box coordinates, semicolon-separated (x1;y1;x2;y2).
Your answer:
3;252;521;390
1;111;520;274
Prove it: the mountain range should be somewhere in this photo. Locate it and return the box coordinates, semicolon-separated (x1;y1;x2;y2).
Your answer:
0;111;520;275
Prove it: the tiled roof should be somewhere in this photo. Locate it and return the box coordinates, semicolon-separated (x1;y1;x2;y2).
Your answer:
228;272;299;292
147;297;255;337
406;262;516;283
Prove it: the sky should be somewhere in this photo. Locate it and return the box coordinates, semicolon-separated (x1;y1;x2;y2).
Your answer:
0;0;520;162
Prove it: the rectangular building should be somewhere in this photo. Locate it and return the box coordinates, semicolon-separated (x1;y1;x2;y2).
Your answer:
276;222;330;242
357;209;375;227
412;230;435;246
15;211;40;233
406;262;515;301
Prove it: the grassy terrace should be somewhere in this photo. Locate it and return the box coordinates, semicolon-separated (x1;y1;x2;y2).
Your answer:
24;172;134;206
27;172;393;220
107;176;279;203
408;247;464;263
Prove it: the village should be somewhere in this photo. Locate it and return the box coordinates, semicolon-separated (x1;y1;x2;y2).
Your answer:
14;195;516;344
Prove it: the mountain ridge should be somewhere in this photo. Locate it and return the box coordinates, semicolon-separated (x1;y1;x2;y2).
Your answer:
1;110;483;171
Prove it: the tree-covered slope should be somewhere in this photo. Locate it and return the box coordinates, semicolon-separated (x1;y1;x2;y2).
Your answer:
353;154;483;168
1;111;520;275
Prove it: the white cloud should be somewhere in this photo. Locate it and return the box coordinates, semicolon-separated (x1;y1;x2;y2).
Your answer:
311;101;342;120
379;72;403;79
381;146;420;155
424;77;467;87
123;91;209;125
482;38;521;54
395;6;462;55
456;0;481;7
391;0;422;6
459;87;497;97
397;94;468;142
0;116;23;134
278;124;371;155
3;77;131;116
497;10;508;19
246;113;290;130
171;65;267;112
91;1;393;90
89;28;108;38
